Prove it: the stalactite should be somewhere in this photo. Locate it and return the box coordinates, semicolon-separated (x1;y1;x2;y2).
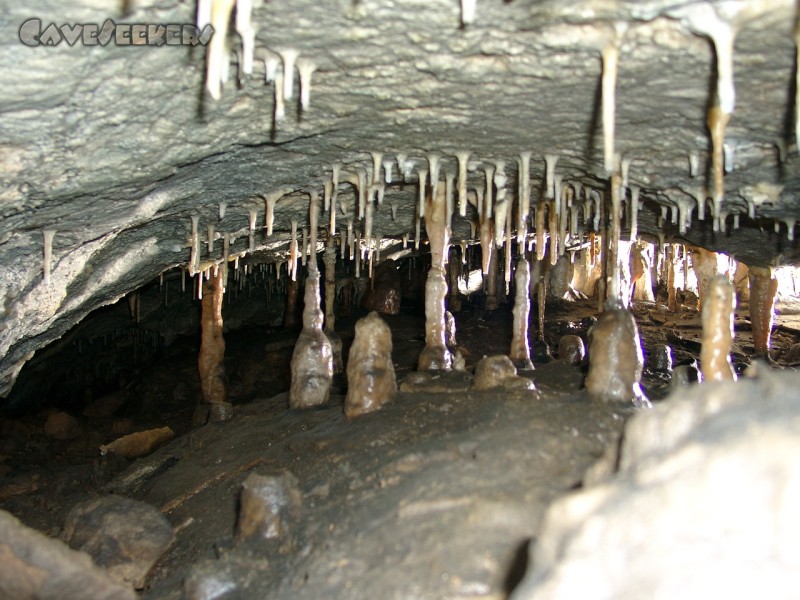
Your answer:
235;0;254;75
558;182;570;258
347;219;354;260
190;215;201;275
485;245;499;311
601;24;625;174
301;227;308;267
455;151;470;217
289;220;298;281
198;267;228;411
517;151;532;244
207;223;216;257
509;256;533;369
247;207;258;252
478;184;493;275
504;196;513;293
493;161;508;249
417;167;428;219
382;159;393;184
693;187;706;221
484;164;495;219
629;185;640;241
395;153;408;181
42;229;55;286
427;153;442;205
274;70;286;123
279;48;299;101
205;0;235;100
264;52;279;83
548;196;558;266
370;151;383;184
445;172;455;232
748;266;778;358
296;58;316;111
264;188;291;237
700;275;736;381
460;0;476;25
536;195;546;261
666;245;679;312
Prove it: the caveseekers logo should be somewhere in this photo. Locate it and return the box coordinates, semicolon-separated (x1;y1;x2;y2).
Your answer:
18;18;213;47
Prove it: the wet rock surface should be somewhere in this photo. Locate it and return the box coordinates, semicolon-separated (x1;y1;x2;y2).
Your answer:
61;495;175;589
511;369;800;599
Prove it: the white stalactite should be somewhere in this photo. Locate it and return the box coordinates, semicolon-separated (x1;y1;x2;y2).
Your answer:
371;151;383;184
279;48;299;101
484;164;495;219
417;168;428;219
629;185;640;242
296;58;316;111
518;151;532;244
601;24;626;175
544;154;558;200
235;0;254;75
248;207;258;252
455;151;471;218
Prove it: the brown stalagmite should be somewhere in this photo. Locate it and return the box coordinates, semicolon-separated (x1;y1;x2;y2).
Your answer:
418;180;454;371
284;275;299;329
198;267;228;409
700;275;736;382
586;301;649;407
630;241;655;303
510;256;533;369
345;312;396;418
690;245;722;310
748;266;778;358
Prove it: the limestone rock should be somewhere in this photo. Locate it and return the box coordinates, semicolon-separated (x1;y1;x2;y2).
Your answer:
43;411;81;441
236;471;302;545
472;355;535;392
99;427;174;459
556;335;585;366
362;259;401;315
0;509;135;600
62;495;174;589
511;370;800;600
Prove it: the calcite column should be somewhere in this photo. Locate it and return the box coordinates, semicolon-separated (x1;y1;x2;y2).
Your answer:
510;257;533;369
630;241;655;303
700;275;736;381
323;243;343;373
485;246;499;311
690;245;723;310
418;183;453;371
199;267;228;412
748;265;778;358
289;196;334;408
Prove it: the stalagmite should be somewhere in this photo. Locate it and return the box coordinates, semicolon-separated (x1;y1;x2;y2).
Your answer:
198;267;229;417
472;355;535;391
700;275;737;382
419;183;453;371
509;257;533;369
601;24;625;174
690;245;724;310
42;229;55;286
274;70;286;122
586;300;649;407
455;151;470;217
748;266;779;358
296;58;316;111
205;0;235;100
517;151;532;244
235;0;254;75
345;312;396;418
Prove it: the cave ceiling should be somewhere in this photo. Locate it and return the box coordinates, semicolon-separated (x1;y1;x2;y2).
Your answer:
0;0;798;394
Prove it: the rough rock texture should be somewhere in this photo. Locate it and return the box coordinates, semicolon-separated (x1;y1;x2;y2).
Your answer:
472;355;535;392
345;312;397;418
585;303;649;406
62;495;175;589
556;335;585;367
0;509;136;600
1;0;798;399
362;259;401;315
236;471;302;545
511;369;800;600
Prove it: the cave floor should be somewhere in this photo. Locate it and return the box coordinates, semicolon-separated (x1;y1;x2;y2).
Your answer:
1;294;799;598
